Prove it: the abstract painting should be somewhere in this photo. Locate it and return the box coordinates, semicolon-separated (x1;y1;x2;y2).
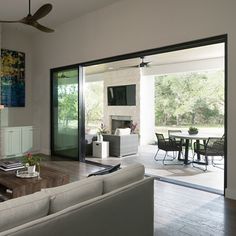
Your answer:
0;49;25;107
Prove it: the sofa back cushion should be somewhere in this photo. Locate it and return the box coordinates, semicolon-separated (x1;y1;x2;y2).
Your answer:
114;128;131;136
103;163;144;193
43;176;103;214
0;191;50;233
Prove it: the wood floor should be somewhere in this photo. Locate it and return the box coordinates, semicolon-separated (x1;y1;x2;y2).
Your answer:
14;156;236;235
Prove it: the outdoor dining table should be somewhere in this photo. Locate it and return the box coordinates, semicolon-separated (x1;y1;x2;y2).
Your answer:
169;132;222;165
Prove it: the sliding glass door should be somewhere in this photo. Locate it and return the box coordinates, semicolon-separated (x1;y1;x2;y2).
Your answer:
51;68;81;159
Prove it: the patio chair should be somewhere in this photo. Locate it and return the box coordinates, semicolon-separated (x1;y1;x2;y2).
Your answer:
168;129;193;159
212;135;225;168
168;130;182;142
154;133;183;165
192;137;225;171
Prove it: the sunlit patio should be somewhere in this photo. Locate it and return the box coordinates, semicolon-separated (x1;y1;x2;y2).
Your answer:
87;144;224;194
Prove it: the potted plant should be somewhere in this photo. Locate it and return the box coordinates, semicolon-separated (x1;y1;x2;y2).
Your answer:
130;122;138;134
23;153;41;174
188;127;198;135
97;123;108;141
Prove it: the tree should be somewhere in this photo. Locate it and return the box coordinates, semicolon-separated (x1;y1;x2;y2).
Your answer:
58;84;78;127
155;70;224;127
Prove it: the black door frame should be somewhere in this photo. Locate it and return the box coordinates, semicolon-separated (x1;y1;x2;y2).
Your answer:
50;65;85;161
50;34;227;194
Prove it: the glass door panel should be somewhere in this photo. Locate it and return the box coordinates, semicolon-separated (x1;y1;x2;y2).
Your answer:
52;69;79;159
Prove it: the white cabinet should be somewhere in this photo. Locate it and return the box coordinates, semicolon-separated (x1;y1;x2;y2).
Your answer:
1;126;40;158
32;127;40;152
21;126;33;154
2;127;21;157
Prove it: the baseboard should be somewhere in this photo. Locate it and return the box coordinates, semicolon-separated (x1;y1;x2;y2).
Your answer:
225;188;236;200
41;148;51;155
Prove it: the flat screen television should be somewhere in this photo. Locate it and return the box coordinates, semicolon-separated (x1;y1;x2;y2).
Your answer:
107;84;136;106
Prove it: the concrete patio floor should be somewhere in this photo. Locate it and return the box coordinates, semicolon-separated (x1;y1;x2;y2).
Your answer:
86;145;224;194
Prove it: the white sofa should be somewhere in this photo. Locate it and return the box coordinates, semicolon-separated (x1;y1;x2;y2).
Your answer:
0;163;154;236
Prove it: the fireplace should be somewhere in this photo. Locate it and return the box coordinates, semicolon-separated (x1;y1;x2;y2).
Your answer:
111;115;132;134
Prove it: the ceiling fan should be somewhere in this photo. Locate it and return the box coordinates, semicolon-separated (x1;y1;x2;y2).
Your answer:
119;56;152;70
138;56;151;68
0;0;54;33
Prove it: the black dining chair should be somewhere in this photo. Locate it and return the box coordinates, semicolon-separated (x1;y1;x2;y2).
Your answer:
192;136;225;171
154;133;183;165
168;129;194;156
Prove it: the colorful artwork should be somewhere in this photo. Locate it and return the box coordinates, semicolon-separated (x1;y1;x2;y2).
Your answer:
0;49;25;107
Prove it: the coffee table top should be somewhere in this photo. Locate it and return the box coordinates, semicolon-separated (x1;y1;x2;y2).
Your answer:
0;165;69;199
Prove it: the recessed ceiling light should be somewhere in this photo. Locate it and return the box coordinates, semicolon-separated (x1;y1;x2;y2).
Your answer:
108;67;114;70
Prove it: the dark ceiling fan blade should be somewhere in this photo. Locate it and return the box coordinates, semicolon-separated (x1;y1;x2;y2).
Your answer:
0;20;21;23
0;0;54;33
119;65;139;69
140;61;151;67
32;4;53;21
31;21;54;33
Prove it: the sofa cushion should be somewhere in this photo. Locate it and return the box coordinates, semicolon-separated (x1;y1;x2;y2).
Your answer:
114;128;131;136
103;163;144;193
43;176;103;214
0;191;50;233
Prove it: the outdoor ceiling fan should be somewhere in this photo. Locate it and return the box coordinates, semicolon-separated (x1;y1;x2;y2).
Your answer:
0;0;54;33
120;56;152;69
138;56;152;68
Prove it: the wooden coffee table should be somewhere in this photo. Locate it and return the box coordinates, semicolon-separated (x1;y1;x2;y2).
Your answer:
0;165;69;199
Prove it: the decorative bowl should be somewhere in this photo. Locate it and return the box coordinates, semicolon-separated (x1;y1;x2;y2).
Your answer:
188;130;198;135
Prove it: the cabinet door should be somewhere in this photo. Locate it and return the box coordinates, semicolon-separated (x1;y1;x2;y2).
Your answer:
32;127;40;152
21;127;33;154
4;128;21;157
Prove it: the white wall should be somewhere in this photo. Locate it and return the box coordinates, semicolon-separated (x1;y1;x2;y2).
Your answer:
140;74;155;145
1;26;33;127
32;0;236;199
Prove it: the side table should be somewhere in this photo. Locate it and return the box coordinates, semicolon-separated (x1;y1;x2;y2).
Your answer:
93;141;109;158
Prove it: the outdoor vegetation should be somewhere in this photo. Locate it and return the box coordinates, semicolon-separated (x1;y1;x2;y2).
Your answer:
58;84;78;127
155;70;224;128
57;70;78;129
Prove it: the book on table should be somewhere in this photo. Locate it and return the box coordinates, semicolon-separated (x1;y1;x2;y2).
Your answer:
0;160;25;171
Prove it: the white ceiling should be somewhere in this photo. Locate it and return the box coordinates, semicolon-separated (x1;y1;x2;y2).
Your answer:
85;43;225;75
0;0;120;31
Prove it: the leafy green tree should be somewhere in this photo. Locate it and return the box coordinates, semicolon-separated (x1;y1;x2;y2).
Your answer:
155;70;224;127
58;84;78;127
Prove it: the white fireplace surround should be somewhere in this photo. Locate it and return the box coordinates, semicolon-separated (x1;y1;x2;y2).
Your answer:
111;115;132;134
111;115;132;121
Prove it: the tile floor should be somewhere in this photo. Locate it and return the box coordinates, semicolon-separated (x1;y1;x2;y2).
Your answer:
86;145;224;194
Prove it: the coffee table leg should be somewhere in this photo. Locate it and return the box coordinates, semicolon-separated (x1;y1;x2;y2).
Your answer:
184;139;189;165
